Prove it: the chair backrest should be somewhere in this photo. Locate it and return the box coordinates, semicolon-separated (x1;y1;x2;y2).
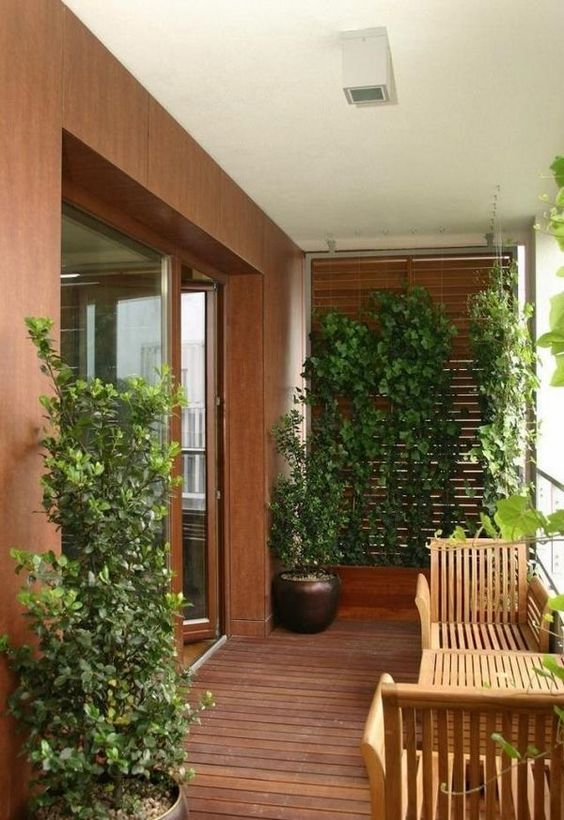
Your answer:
362;675;564;820
429;538;528;624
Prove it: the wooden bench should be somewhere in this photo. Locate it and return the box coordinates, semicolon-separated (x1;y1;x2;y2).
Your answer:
361;674;564;819
415;538;550;652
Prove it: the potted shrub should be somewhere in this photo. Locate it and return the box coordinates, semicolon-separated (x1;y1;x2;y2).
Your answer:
0;318;213;819
269;408;345;633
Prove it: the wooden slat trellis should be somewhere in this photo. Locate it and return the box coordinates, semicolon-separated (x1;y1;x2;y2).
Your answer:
310;252;512;561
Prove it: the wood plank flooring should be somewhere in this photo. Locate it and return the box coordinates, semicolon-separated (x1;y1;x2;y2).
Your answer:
186;619;421;819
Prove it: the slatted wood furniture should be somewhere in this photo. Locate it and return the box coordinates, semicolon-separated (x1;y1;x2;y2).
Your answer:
361;674;564;820
419;649;564;692
415;538;550;652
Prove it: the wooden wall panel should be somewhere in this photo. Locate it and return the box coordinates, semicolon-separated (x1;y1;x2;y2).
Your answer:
262;224;305;626
226;275;267;634
147;100;222;241
147;101;267;271
263;223;305;476
63;11;149;185
0;2;64;817
1;24;305;811
219;175;266;272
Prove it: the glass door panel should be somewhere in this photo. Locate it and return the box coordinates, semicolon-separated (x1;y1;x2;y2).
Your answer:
181;292;207;622
181;285;219;640
61;204;164;384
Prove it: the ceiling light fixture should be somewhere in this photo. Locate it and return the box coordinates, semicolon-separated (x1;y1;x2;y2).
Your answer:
341;27;395;106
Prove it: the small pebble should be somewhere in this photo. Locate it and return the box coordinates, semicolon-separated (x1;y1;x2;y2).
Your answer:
35;780;177;819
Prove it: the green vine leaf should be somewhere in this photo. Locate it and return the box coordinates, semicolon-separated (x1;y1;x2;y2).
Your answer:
550;155;564;188
467;261;537;515
494;496;544;540
548;595;564;612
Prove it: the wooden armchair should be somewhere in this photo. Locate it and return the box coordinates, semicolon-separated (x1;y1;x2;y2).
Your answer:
415;538;550;652
361;674;564;819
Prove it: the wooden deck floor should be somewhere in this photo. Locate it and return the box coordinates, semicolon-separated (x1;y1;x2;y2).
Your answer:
186;619;421;819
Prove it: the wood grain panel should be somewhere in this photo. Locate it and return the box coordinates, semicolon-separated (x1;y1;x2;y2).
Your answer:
63;10;149;185
229;618;274;638
334;566;429;621
263;226;305;438
219;175;266;272
188;620;421;817
63;133;258;276
312;256;407;324
147;100;222;241
148;102;269;272
226;275;266;632
0;2;64;817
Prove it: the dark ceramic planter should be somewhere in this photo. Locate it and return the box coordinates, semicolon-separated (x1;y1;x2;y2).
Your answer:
273;571;341;633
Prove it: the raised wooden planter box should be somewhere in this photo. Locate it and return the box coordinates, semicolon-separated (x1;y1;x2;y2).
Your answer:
332;565;430;621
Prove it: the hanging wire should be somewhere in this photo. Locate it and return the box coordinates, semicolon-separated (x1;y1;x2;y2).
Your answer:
490;184;505;269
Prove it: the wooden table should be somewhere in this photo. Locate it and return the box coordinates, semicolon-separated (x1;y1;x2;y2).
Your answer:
419;648;564;692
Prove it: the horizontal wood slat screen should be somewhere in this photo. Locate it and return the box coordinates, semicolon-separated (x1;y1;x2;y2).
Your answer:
310;252;512;561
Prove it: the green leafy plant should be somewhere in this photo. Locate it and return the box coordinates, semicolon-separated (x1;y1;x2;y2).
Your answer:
303;312;382;563
369;287;461;565
467;260;537;514
269;408;346;575
538;155;564;386
0;318;213;818
494;155;564;543
303;288;461;567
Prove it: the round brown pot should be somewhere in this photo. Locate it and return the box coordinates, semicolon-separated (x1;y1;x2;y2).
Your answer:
273;571;341;633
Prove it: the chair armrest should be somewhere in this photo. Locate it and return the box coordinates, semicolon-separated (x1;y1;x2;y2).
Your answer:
361;673;393;820
527;575;551;652
415;573;431;650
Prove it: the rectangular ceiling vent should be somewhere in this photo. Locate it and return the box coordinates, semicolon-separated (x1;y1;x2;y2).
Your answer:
341;27;395;106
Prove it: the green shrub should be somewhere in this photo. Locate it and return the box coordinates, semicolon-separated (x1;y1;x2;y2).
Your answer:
0;318;213;818
269;409;345;575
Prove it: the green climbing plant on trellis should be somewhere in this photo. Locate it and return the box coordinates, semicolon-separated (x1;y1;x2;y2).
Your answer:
302;286;461;567
467;261;537;515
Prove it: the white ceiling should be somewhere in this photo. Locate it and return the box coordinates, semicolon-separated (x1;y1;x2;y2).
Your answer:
62;0;564;252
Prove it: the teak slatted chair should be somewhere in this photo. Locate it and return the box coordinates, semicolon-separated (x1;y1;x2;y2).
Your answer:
415;538;550;652
361;674;564;820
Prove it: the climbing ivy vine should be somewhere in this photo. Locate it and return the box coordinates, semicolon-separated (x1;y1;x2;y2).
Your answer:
467;261;537;514
303;287;461;567
369;288;461;565
302;312;382;563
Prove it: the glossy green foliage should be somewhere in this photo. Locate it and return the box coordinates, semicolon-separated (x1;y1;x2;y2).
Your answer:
494;156;564;541
468;261;537;514
0;318;213;818
303;288;460;567
537;156;564;386
269;408;346;574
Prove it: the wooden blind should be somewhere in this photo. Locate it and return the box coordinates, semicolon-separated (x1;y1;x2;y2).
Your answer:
310;251;512;558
